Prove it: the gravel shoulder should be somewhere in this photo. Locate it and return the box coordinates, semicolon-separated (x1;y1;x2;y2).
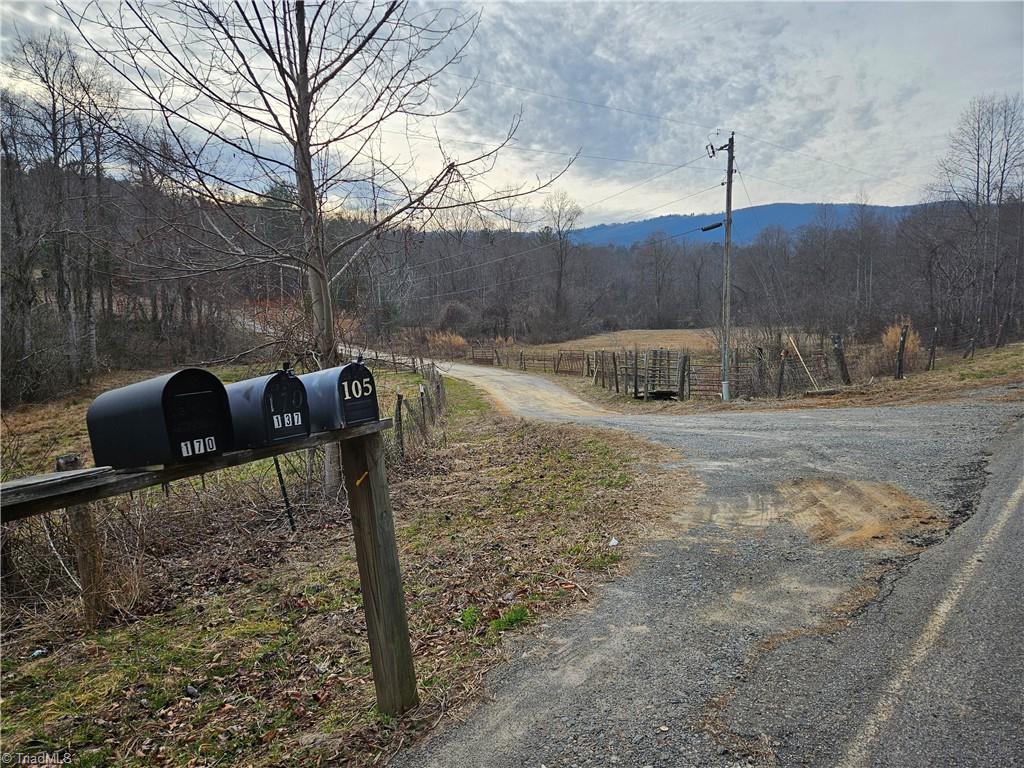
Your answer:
395;364;1024;767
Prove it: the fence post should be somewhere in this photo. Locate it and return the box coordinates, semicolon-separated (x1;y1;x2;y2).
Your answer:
830;334;852;385
643;351;650;401
611;352;620;393
339;431;419;716
676;354;687;401
754;347;766;395
394;393;404;460
520;350;525;370
776;350;788;398
632;347;639;397
927;326;938;370
56;454;111;627
732;347;740;397
895;324;909;379
418;384;429;432
995;313;1011;348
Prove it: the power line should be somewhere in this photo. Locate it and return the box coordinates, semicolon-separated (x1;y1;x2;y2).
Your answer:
448;72;718;132
386;127;718;169
733;131;916;191
404;181;724;286
408;223;715;301
452;70;916;194
583;152;710;209
378;158;722;280
609;182;724;223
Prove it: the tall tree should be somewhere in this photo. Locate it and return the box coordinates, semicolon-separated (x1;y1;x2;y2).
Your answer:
63;0;563;490
938;94;1024;340
540;189;582;322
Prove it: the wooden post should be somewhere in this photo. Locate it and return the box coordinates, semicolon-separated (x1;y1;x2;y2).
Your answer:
963;336;976;360
732;347;740;397
56;454;111;627
394;393;404;459
519;350;525;370
555;352;562;373
995;313;1011;348
830;334;852;385
632;347;639;397
340;432;419;716
895;324;909;379
755;347;766;395
611;352;620;393
776;350;788;398
418;385;429;434
643;351;650;401
676;354;687;401
927;326;938;370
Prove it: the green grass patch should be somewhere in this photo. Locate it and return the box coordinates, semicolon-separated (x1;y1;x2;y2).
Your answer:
583;551;623;570
444;376;491;422
459;605;483;631
488;605;530;634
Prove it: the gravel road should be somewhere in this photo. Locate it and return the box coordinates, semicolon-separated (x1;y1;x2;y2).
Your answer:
395;364;1024;768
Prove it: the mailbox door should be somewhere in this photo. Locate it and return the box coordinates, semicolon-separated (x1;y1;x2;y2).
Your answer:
264;374;310;442
163;370;232;460
337;363;380;426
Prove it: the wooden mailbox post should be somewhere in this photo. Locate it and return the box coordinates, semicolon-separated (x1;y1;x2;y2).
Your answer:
340;430;418;714
1;365;419;717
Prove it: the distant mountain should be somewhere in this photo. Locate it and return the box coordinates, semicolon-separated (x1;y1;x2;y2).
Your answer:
573;203;922;247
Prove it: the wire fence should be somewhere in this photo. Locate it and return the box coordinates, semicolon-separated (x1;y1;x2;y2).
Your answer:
454;325;1017;401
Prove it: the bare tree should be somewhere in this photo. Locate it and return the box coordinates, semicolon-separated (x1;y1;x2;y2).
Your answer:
634;233;679;327
61;0;565;491
539;189;582;322
937;94;1024;340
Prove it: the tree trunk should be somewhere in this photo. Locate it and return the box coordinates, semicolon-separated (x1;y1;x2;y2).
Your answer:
292;0;341;493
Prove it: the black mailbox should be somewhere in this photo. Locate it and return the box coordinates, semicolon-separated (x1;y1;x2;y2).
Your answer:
87;368;233;469
299;362;380;432
225;369;310;449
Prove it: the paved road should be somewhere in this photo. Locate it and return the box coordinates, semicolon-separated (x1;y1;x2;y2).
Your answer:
396;365;1024;768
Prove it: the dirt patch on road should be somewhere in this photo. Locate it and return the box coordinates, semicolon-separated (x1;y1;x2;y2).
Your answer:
698;479;947;764
777;479;944;552
680;478;945;555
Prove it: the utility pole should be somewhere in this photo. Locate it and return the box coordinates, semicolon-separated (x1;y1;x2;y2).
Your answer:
708;133;736;401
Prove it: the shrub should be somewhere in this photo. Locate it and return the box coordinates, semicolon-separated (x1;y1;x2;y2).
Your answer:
875;319;923;375
425;330;469;359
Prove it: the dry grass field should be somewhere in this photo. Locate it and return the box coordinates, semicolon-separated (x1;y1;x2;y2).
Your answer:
528;328;719;353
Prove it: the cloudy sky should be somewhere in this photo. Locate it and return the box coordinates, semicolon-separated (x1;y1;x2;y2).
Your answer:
3;1;1022;226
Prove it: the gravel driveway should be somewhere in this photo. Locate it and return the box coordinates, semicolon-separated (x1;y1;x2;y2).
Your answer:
395;365;1023;768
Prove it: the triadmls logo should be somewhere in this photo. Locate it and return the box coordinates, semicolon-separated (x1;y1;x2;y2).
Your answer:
180;437;216;457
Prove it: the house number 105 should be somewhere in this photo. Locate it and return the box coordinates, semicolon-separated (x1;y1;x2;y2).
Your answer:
341;378;374;400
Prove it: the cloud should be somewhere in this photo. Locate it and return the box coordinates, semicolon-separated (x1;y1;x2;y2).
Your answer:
3;1;1021;224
